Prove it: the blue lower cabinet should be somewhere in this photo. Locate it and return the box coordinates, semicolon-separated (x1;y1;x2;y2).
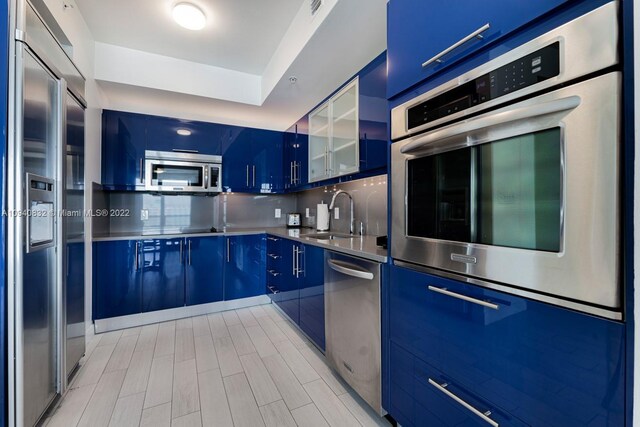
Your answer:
277;239;300;324
389;264;625;427
141;238;185;312
298;244;325;350
185;237;224;306
224;234;266;300
93;240;142;319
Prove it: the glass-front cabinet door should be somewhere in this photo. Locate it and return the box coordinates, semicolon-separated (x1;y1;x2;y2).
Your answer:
330;79;359;176
308;78;359;183
309;104;330;182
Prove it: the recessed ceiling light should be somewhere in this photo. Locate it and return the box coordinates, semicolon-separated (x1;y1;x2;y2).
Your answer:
172;3;206;31
176;128;192;136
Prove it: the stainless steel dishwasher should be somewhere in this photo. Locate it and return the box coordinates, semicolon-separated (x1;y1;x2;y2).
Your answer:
325;251;382;415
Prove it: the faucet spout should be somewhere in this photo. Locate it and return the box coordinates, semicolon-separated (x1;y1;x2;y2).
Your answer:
329;190;355;235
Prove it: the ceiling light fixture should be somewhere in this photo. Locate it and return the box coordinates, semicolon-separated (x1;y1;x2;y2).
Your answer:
172;3;206;31
176;128;192;136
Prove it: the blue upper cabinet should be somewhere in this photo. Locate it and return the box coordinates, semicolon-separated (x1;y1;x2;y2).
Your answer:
222;127;284;193
224;234;266;300
93;240;142;319
388;265;625;427
140;238;185;312
284;116;309;190
102;110;147;190
146;115;222;155
251;129;284;193
387;0;571;98
358;53;388;172
185;237;225;306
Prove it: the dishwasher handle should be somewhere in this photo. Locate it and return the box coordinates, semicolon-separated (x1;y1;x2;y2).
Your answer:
328;259;374;280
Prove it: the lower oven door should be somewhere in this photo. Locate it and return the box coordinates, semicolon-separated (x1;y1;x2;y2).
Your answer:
391;71;620;313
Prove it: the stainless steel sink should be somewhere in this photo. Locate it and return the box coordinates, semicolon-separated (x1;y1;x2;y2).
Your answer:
303;232;354;240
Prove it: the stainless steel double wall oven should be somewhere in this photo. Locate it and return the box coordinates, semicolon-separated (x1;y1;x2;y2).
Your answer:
391;2;622;319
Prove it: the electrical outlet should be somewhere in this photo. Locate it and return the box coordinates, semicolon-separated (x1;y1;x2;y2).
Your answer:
140;209;149;221
275;208;281;218
306;208;310;218
334;207;340;219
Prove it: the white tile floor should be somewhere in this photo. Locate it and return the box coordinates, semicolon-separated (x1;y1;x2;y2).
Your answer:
43;304;390;427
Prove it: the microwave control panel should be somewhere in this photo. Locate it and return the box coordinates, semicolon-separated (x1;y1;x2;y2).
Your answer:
407;42;560;131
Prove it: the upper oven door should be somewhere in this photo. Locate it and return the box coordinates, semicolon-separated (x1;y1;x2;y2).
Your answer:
145;159;207;192
391;72;620;311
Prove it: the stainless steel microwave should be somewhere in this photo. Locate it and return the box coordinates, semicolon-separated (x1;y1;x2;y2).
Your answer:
144;150;222;193
390;2;621;319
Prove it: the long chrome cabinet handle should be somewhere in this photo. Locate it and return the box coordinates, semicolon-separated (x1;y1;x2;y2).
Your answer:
180;239;183;263
422;23;491;68
252;165;256;187
290;161;294;185
139;158;144;183
226;238;230;263
188;240;192;265
135;241;139;270
428;379;499;427
292;246;297;275
428;286;499;310
246;165;249;187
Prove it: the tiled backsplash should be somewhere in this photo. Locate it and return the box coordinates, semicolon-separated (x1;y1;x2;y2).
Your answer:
94;174;387;237
296;175;388;236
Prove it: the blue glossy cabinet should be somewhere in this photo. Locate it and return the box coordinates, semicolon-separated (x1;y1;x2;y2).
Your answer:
93;239;142;319
224;234;266;300
222;127;284;193
266;235;325;350
284;117;309;190
277;239;300;324
298;244;325;350
358;53;387;173
387;0;571;97
140;238;185;312
185;236;224;306
146;115;222;155
388;264;625;427
102;110;147;190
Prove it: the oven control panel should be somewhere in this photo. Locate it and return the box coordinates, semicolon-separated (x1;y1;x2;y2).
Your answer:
407;42;560;130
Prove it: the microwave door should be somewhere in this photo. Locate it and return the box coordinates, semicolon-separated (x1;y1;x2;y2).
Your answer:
147;160;205;191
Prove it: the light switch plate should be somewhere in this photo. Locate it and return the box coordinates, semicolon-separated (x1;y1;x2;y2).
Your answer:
334;207;340;219
275;208;281;218
306;208;310;218
141;209;149;221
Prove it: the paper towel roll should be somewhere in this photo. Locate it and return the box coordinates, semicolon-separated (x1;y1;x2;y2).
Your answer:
317;203;330;231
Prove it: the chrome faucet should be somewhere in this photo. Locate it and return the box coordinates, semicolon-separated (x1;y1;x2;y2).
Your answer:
329;190;355;235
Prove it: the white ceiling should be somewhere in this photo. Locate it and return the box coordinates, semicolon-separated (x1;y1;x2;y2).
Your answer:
75;0;305;74
73;0;387;131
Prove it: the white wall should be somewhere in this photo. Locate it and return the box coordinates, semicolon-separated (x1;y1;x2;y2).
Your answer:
41;0;103;336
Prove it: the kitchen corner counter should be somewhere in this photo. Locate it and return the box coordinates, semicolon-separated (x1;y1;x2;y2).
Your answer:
266;228;388;263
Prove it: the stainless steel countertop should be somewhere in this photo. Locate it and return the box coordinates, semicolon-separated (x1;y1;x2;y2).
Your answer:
92;227;388;263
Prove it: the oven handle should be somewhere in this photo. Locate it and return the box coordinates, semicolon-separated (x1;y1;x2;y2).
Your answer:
400;96;581;155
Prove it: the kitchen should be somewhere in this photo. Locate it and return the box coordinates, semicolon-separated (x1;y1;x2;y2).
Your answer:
0;0;636;426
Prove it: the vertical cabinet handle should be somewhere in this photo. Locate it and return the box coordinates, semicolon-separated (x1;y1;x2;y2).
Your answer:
188;240;192;265
134;241;139;270
290;161;294;185
139;158;144;183
246;165;249;187
180;239;183;263
226;238;231;263
252;165;256;188
292;246;297;276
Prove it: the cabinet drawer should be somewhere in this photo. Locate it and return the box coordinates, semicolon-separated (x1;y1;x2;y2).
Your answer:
389;265;625;426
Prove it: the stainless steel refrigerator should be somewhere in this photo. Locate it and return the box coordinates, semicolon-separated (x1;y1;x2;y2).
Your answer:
8;1;86;426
